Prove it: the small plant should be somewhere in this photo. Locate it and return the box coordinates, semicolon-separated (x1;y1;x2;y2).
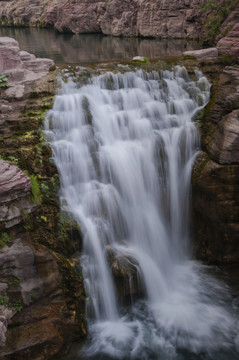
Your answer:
8;278;20;286
220;54;237;65
7;155;19;165
13;299;23;312
0;295;8;307
0;232;11;248
29;291;35;300
0;74;8;88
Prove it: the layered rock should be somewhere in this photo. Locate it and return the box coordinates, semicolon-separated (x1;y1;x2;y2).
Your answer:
216;3;239;62
0;0;234;41
0;160;35;228
192;65;239;265
0;38;86;358
0;241;86;359
0;37;54;88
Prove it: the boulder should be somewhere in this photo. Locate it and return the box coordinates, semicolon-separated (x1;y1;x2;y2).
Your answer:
183;48;219;61
106;246;144;303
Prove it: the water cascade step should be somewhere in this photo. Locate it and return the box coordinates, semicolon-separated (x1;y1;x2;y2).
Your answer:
45;66;239;360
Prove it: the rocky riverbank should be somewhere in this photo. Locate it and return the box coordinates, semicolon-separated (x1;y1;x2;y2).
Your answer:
0;37;87;359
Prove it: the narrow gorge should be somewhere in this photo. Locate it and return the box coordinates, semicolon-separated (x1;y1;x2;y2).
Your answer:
0;1;239;359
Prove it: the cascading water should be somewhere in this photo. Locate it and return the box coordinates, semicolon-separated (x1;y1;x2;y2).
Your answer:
45;66;239;360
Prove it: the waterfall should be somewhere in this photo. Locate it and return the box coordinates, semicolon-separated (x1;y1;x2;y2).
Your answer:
45;66;239;359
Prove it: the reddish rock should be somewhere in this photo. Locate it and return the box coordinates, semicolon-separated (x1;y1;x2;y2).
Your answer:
0;36;54;100
0;160;35;228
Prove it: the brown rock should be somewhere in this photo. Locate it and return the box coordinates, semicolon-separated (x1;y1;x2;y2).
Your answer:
192;65;239;266
106;246;144;303
216;4;239;61
209;109;239;164
0;241;86;359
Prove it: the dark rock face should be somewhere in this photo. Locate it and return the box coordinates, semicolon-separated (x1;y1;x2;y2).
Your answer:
192;66;239;266
106;246;144;303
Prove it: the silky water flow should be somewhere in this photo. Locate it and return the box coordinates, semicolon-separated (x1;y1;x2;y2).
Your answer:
45;66;239;360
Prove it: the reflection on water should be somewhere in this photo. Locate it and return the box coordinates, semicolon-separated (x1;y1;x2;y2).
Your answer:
0;27;202;65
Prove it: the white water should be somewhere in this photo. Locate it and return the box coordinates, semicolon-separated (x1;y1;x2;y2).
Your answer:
45;66;239;359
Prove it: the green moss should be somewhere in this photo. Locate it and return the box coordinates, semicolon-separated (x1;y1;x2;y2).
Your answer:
182;54;196;60
0;232;11;248
201;0;239;46
219;54;237;65
8;278;20;286
0;295;8;307
30;174;42;205
0;74;9;88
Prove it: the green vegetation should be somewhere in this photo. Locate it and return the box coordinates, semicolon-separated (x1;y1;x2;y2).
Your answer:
8;278;20;286
0;74;8;88
30;174;42;205
0;232;11;248
201;0;239;46
13;299;23;312
220;53;237;65
0;295;8;307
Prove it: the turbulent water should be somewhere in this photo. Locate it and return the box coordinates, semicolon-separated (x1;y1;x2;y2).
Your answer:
45;66;239;360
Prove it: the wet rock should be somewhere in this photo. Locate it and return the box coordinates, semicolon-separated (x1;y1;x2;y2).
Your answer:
106;246;144;303
192;65;239;266
0;160;35;228
183;48;219;61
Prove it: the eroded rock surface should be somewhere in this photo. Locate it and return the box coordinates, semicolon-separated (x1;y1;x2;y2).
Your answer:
0;160;35;228
0;38;86;358
216;3;239;62
0;0;232;40
192;65;239;265
0;37;54;98
0;240;86;359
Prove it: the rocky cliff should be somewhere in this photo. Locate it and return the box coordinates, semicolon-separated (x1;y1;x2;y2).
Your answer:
0;0;237;43
192;64;239;266
0;38;87;359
